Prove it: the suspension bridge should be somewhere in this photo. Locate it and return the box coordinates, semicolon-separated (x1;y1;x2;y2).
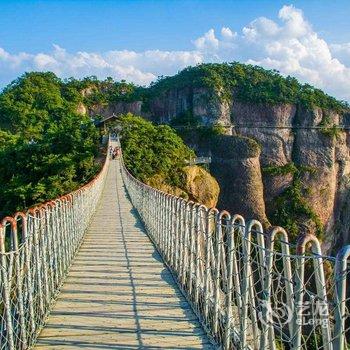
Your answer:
1;138;350;350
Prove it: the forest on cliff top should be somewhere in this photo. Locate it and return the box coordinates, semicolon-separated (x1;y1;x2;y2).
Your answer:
79;62;349;113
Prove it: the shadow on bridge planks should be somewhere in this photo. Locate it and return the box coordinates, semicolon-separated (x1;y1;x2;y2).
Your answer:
35;160;213;350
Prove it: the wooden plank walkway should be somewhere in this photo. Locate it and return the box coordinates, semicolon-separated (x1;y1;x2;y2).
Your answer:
35;159;213;349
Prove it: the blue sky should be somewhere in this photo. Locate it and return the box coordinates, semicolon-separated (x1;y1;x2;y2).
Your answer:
1;1;350;100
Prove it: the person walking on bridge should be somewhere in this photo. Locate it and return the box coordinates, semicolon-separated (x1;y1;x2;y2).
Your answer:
112;146;120;160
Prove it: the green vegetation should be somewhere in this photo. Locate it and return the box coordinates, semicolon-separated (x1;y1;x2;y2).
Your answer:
64;76;146;108
263;163;298;176
118;114;195;188
148;62;348;112
211;134;261;159
318;113;342;139
0;72;99;217
266;163;323;240
263;163;317;177
63;63;347;115
197;124;227;140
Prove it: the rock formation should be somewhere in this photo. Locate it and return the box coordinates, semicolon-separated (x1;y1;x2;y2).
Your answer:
146;165;220;208
82;64;350;252
142;87;350;252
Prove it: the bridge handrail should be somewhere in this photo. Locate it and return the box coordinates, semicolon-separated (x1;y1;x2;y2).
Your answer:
186;156;212;165
120;153;350;350
0;139;111;350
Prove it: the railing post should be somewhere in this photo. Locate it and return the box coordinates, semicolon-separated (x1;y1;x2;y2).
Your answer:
160;195;165;254
10;217;28;349
169;197;175;268
204;208;218;323
166;195;172;264
240;219;256;349
178;200;185;282
188;203;196;297
174;198;181;273
49;202;59;289
333;245;350;350
224;215;234;350
16;212;36;338
163;195;168;261
213;211;229;335
61;198;70;274
195;205;206;307
181;202;191;286
40;208;51;309
31;209;45;318
45;205;55;297
293;234;332;350
0;224;15;350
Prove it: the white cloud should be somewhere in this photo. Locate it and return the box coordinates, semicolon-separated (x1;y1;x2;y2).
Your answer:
1;4;350;101
192;4;350;101
221;27;236;41
193;29;219;52
278;5;311;38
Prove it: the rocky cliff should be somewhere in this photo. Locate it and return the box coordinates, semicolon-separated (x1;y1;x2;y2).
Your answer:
83;63;350;252
146;165;220;208
141;87;350;252
89;101;142;117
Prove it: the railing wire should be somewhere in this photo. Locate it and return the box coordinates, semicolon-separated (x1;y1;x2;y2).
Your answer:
1;136;350;350
120;151;350;350
0;141;110;350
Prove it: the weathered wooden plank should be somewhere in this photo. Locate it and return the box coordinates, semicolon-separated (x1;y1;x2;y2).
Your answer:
35;160;213;349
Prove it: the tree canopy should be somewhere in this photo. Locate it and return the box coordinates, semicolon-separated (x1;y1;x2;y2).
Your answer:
148;62;349;112
118;114;194;188
0;72;99;216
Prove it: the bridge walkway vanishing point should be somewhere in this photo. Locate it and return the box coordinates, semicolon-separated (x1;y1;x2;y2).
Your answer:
35;158;213;349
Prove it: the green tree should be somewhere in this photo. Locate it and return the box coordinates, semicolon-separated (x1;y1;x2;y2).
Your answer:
118;114;194;188
0;72;99;217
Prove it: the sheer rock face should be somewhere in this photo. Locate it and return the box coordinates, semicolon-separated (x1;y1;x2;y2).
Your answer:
231;102;296;166
209;135;268;225
147;87;232;127
146;87;193;124
89;101;142;117
87;87;350;251
144;89;350;251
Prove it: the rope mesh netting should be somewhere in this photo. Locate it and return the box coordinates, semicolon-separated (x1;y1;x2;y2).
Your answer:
121;156;350;350
0;145;110;350
1;137;350;350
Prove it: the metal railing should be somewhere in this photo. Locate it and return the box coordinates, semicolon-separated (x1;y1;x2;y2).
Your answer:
0;143;110;350
1;136;350;350
121;157;350;350
186;156;212;165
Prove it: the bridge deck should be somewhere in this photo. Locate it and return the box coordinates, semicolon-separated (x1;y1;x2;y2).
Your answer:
35;159;213;349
